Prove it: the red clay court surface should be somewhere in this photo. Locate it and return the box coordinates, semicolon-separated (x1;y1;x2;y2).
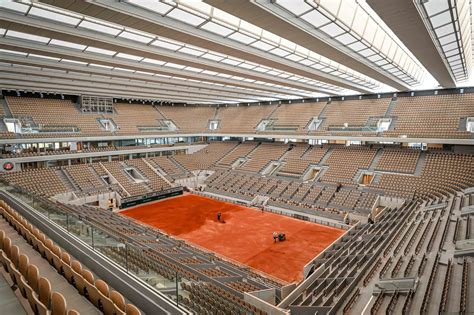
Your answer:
120;194;344;283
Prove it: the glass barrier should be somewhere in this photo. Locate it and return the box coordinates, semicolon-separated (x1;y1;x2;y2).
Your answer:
1;183;193;308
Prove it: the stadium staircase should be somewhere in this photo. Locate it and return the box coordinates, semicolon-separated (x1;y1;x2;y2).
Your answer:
216;141;261;166
299;145;314;159
211;106;219;119
371;173;382;185
56;169;79;191
265;103;281;120
142;158;174;187
384;97;398;117
414;151;427;176
277;146;295;162
317;147;334;166
0;97;13;117
215;143;240;165
152;105;168;119
317;101;331;117
98;162;130;196
367;148;384;171
245;142;261;156
168;156;191;173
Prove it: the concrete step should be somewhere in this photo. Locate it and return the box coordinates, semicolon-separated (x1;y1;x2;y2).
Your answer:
384;98;397;117
56;169;79;191
0;98;13;117
368;148;384;171
318;101;331;117
318;147;333;166
265;103;281;119
169;156;190;174
414;151;427;176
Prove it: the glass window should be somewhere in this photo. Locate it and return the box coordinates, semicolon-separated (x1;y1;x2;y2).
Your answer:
151;39;182;51
116;53;143;61
228;32;256;45
119;31;153;44
79;20;121;36
167;8;206;26
250;40;274;51
301;10;331;28
49;39;86;50
85;46;116;56
201;21;234;36
6;30;49;43
128;0;173;15
275;0;313;16
29;6;81;25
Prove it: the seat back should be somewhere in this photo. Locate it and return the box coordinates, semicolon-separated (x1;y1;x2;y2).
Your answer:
19;253;29;277
2;236;11;257
71;260;82;274
82;269;94;284
71;260;86;294
51;292;67;315
27;264;39;292
45;239;54;250
95;279;109;297
126;303;141;315
111;290;126;311
61;252;71;265
39;277;51;307
10;244;20;267
0;230;4;249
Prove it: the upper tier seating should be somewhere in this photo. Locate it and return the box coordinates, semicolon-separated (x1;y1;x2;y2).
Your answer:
6;97;107;137
384;94;474;138
319;98;389;132
4;93;474;139
108;103;164;135
215;105;276;133
158;106;214;133
264;102;325;132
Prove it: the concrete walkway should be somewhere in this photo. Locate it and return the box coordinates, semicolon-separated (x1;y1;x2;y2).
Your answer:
0;272;27;315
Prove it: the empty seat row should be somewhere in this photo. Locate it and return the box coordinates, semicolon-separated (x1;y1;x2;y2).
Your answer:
0;200;141;315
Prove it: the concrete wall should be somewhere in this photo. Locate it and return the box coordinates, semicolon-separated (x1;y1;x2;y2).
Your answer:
244;289;289;315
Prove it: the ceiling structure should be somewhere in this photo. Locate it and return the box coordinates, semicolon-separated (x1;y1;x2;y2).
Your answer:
0;0;471;104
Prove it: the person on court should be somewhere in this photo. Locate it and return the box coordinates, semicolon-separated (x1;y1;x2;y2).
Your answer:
217;212;221;222
273;231;278;243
